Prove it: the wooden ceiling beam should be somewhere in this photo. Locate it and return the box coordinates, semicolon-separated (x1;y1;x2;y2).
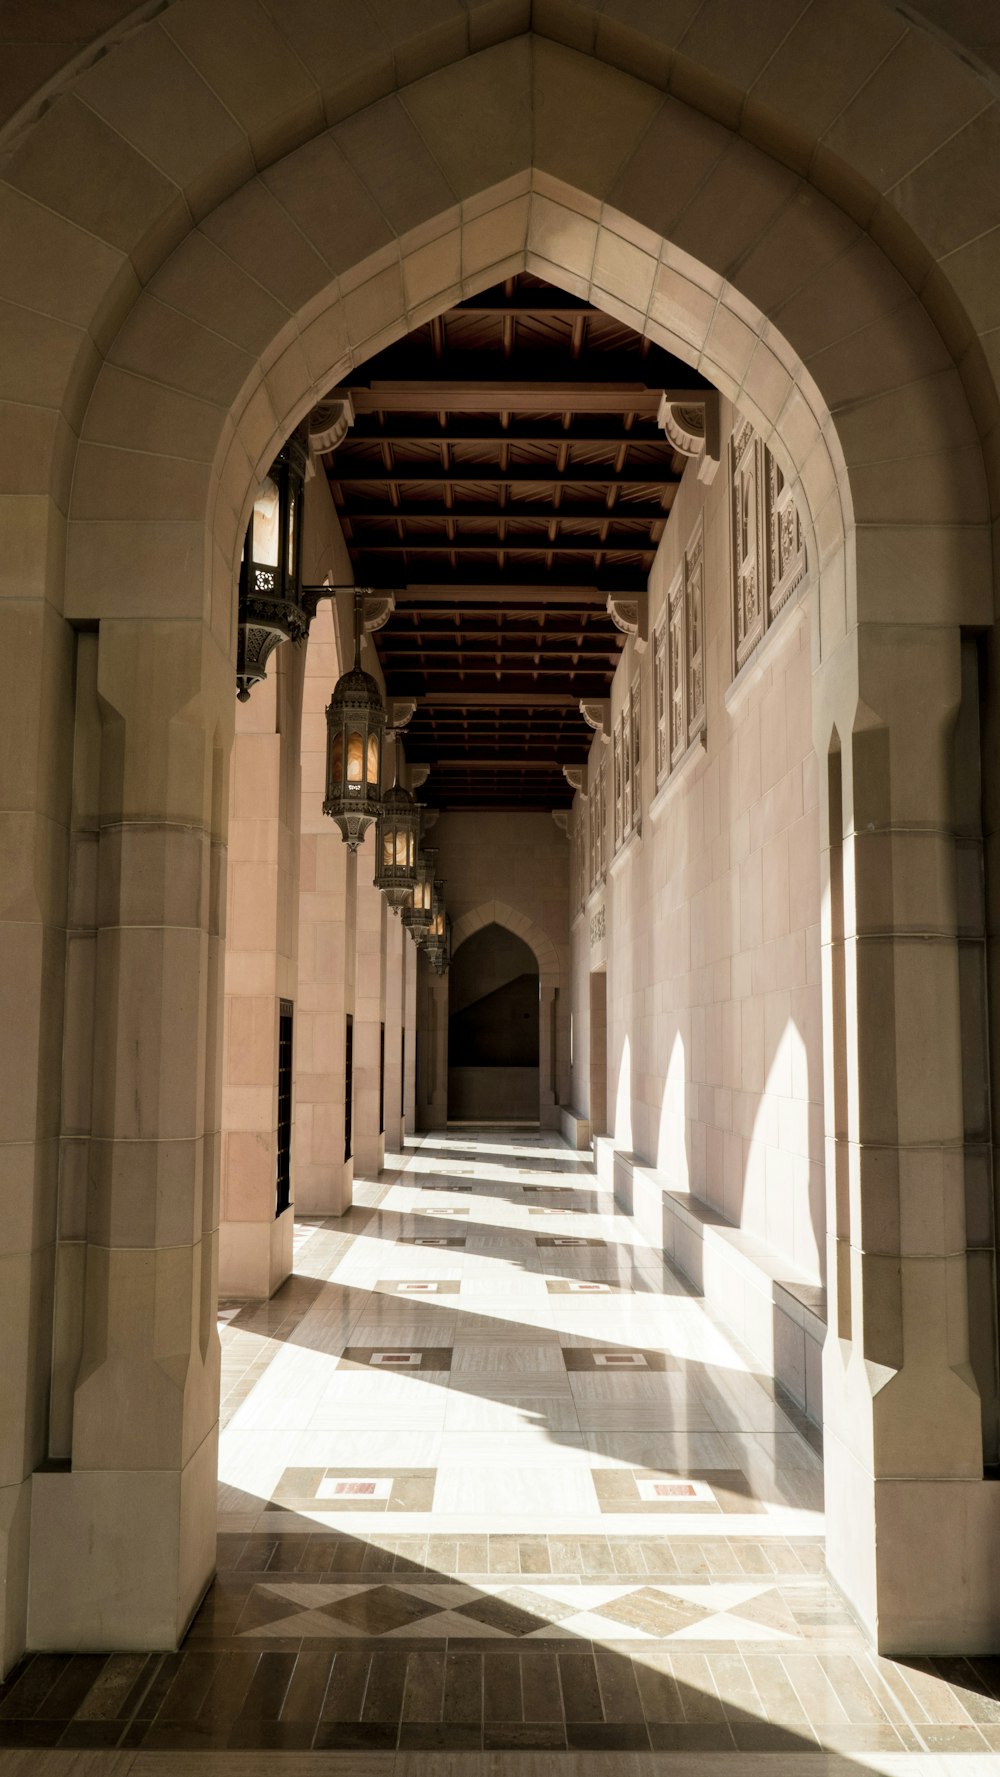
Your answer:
331;462;679;485
349;381;682;415
402;690;580;706
390;585;611;605
344;419;667;444
352;540;656;556
333;500;670;523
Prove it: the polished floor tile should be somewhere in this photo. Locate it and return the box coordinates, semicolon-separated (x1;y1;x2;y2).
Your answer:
3;1127;987;1771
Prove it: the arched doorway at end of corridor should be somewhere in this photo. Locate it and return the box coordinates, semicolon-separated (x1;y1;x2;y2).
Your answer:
448;923;540;1122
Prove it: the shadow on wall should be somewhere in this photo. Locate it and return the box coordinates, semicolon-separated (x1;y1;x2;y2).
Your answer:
448;924;539;1121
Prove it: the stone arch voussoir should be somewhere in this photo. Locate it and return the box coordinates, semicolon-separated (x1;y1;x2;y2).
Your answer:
451;903;560;995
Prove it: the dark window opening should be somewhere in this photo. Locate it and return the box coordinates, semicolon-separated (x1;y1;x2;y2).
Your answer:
379;1021;386;1135
276;999;293;1216
344;1013;354;1162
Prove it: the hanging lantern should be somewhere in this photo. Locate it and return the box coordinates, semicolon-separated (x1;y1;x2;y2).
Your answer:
428;912;452;976
401;847;435;944
423;877;448;970
322;589;386;850
236;426;308;701
374;734;422;910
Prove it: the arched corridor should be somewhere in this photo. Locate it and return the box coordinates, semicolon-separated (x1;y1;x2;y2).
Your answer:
3;4;1000;1760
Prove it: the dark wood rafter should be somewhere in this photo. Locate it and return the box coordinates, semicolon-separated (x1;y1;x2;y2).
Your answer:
317;272;709;809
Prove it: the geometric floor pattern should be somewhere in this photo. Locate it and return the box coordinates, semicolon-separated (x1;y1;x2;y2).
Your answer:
3;1128;1000;1765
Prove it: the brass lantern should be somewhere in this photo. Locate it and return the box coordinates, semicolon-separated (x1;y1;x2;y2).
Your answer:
323;590;386;850
401;847;435;944
236;426;308;701
374;735;422;910
428;912;451;976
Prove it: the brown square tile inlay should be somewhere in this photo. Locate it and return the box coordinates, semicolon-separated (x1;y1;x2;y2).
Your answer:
398;1236;466;1247
563;1347;675;1372
338;1347;453;1372
546;1279;616;1294
376;1279;461;1295
591;1468;765;1514
535;1236;605;1248
267;1468;436;1514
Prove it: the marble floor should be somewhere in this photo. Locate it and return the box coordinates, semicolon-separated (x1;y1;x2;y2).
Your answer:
3;1128;1000;1777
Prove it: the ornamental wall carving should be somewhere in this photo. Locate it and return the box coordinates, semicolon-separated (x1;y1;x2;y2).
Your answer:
730;419;807;675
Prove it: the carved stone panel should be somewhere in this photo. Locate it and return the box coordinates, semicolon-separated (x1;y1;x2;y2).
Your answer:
731;420;766;674
668;570;685;769
685;522;705;743
767;453;807;620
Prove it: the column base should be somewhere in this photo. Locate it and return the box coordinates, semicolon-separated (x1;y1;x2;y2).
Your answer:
219;1206;293;1301
27;1425;217;1652
353;1134;385;1178
825;1421;1000;1653
0;1478;30;1678
297;1157;353;1217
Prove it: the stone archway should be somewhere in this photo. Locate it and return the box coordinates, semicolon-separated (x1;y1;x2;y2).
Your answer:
2;16;998;1666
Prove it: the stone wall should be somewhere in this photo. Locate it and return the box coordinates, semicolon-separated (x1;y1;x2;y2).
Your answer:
572;403;823;1284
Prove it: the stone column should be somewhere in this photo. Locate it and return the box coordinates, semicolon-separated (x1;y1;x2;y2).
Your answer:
539;981;555;1127
352;829;386;1178
218;645;303;1299
403;933;418;1136
295;602;355;1215
820;621;990;1653
383;911;405;1151
28;616;230;1651
0;598;74;1674
417;957;449;1128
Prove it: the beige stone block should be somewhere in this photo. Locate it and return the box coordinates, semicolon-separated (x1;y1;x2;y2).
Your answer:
92;925;208;1142
109;294;254;408
825;29;989;198
254;0;393;123
0;184;135;341
836;371;978;475
592;227;656;312
82;368;226;468
809;295;952;413
774;234;912;365
29;1426;217;1650
0;1475;30;1677
77;20;255;220
262;135;394;282
5;92;183;265
163;0;322;165
152;232;291;362
851;444;987;528
403;230;462;311
649;263;716;349
461;195;530;279
534;40;662;199
335;93;456;235
669;137;797;280
607;90;725;241
71;444;213;527
527;195;598;282
743;0;901;149
741;187;861;324
401;37;531;198
343;263;406;353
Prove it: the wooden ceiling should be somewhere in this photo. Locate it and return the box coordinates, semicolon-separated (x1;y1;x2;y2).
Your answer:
318;274;708;811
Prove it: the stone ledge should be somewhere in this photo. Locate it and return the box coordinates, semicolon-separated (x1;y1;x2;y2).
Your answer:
596;1137;826;1429
558;1105;591;1149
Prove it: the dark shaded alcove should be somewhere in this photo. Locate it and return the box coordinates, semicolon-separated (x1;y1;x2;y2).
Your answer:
448;924;539;1121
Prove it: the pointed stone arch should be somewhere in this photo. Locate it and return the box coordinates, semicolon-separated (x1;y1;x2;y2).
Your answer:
450;901;561;994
